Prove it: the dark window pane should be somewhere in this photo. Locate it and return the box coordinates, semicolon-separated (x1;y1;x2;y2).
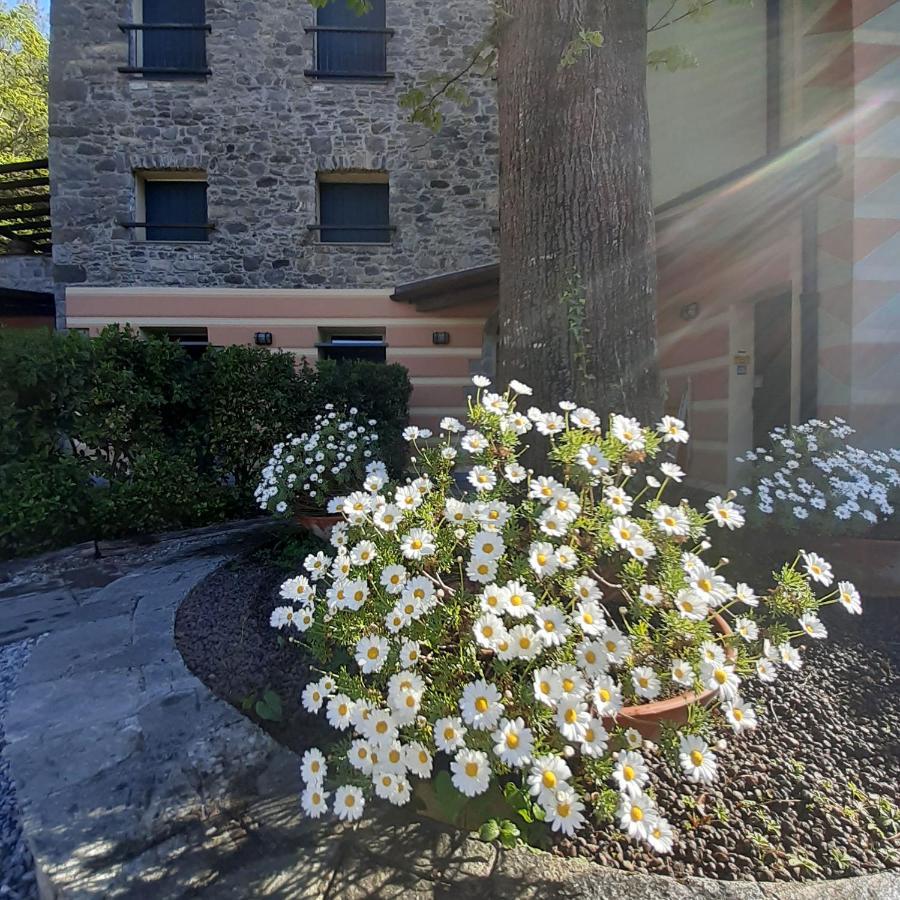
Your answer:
320;344;387;363
145;180;208;242
142;0;206;72
320;182;389;243
317;0;386;74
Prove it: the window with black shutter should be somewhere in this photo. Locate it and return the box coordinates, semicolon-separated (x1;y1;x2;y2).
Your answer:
119;0;210;78
318;333;387;363
317;177;391;244
306;0;392;79
132;175;211;242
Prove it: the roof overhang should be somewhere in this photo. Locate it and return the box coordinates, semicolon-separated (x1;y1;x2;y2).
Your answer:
391;141;840;312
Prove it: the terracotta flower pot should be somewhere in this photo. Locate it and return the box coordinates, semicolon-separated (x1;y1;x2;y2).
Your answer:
602;613;735;740
294;513;343;541
810;536;900;599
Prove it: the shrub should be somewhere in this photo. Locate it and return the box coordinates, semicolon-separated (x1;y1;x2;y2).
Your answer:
735;418;899;536
315;361;412;475
272;378;861;848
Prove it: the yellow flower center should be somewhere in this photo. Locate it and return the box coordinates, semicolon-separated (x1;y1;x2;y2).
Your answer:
536;554;547;566
405;696;415;708
585;650;596;664
506;733;519;749
367;647;379;660
562;678;575;693
419;751;428;764
690;750;704;767
510;595;523;607
584;728;595;742
376;721;388;734
565;708;578;724
638;676;649;688
599;688;610;702
698;579;712;593
543;621;555;632
630;806;643;822
411;539;423;550
619;529;631;541
357;748;367;760
664;517;675;528
475;697;489;713
404;604;415;615
583;612;593;624
478;564;489;575
519;636;531;650
483;543;495;554
539;680;551;696
605;641;616;653
414;589;425;600
542;771;557;789
312;792;321;804
733;709;743;721
482;625;494;638
623;765;634;781
488;511;499;520
465;762;479;777
345;795;355;807
444;728;455;741
382;776;391;787
390;575;400;585
682;600;693;613
389;749;401;764
354;590;364;602
557;802;571;817
311;761;320;773
338;704;348;716
557;499;568;511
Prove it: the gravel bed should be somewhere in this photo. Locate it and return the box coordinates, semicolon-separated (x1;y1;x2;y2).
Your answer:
177;557;900;884
0;640;38;900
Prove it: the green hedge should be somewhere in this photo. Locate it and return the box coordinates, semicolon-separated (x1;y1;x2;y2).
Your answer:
0;326;411;559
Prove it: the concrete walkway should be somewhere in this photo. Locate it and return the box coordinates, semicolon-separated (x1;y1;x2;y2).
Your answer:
1;525;897;899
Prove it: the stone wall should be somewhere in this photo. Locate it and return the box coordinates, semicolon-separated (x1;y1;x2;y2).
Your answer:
0;254;54;295
49;0;499;292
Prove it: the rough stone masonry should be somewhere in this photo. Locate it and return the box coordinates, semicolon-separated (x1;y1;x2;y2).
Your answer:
49;0;499;292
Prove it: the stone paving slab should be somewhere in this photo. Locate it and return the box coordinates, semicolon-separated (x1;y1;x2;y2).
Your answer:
3;525;898;899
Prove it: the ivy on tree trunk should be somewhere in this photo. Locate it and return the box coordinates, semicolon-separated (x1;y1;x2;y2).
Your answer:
496;0;661;422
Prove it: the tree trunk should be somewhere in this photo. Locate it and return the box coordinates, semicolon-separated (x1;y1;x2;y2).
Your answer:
497;0;661;423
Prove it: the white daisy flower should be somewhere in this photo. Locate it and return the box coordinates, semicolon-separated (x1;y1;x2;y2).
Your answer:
536;412;566;436
503;580;536;618
529;475;562;503
399;639;420;668
472;375;491;388
572;406;600;429
798;612;827;639
325;694;354;731
400;528;436;560
508;379;532;395
660;462;685;482
652;504;691;537
648;817;675;854
724;697;757;733
492;716;533;768
577;444;609;477
613;750;650;797
301;681;326;714
532;667;560;708
573;575;602;603
734;617;758;642
735;582;758;607
440;416;466;433
611;415;645;450
604;486;634;514
508;623;543;660
556;699;590;741
701;662;741;700
404;742;433;779
837;580;862;614
355;635;390;674
623;728;644;750
461;430;489;454
779;641;803;671
658;415;688;443
756;657;778;682
450;748;491;797
670;659;694;686
678;734;717;784
334;785;365;821
555;545;578;570
632;666;661;700
534;605;571;646
348;739;374;774
468;465;497;492
529;541;560;579
575;640;607;677
639;584;663;607
380;564;408;595
610;516;640;549
618;792;659;842
467;555;499;584
580;718;609;757
706;496;746;530
459;679;504;731
444;497;470;524
434;716;467;753
527;755;572;804
301;748;327;784
504;462;528;483
802;551;833;586
544;788;586;836
373;504;401;532
301;784;329;819
280;575;315;602
592;675;623;717
573;600;605;635
471;531;505;560
600;626;631;665
628;536;657;564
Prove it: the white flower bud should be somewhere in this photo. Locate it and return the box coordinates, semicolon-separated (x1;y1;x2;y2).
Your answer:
563;745;575;758
410;456;417;463
716;739;728;751
437;589;445;598
456;556;464;564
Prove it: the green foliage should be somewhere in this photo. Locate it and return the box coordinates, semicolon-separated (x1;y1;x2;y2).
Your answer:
647;46;700;72
255;689;284;722
0;2;48;163
559;29;604;70
0;327;410;558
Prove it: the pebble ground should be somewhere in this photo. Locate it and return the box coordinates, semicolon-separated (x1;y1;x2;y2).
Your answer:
0;640;38;900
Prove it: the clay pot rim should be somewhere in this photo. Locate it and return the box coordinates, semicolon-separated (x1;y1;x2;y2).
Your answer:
605;612;735;725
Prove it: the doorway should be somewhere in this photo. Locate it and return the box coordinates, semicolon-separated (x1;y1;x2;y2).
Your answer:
752;293;792;447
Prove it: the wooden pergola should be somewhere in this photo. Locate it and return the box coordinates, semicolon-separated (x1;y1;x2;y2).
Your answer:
0;158;51;255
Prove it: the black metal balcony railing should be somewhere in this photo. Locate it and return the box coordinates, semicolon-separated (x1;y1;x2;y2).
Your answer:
304;26;395;79
0;159;51;255
118;221;216;242
118;23;211;77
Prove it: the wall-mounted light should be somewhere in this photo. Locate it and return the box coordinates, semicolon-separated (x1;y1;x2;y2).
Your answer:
432;331;450;345
679;303;700;322
255;332;273;346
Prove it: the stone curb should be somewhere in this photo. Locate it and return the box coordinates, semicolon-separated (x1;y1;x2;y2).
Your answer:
4;543;898;899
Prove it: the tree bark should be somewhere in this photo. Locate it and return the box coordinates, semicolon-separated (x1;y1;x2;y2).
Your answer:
496;0;661;423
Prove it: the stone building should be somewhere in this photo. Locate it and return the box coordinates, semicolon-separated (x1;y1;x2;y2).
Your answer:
40;0;900;487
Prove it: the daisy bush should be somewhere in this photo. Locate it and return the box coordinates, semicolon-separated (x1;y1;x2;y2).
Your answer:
736;418;899;535
255;405;383;516
272;378;863;850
